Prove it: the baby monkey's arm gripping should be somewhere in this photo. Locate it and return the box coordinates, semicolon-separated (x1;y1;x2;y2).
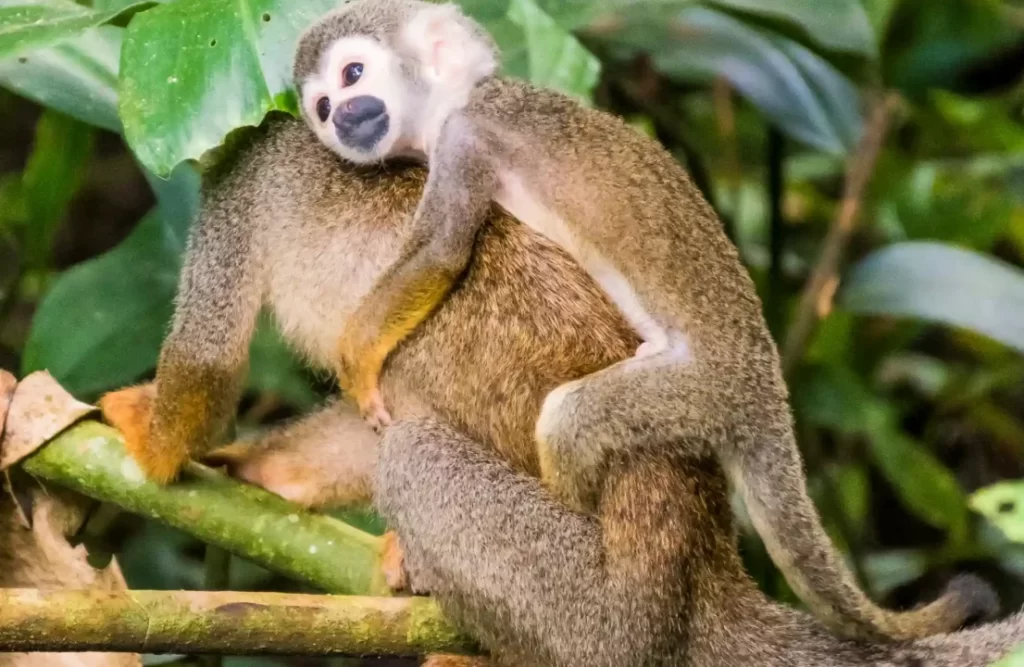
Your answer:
336;114;496;429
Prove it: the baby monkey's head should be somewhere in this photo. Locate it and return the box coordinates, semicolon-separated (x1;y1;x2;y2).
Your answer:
294;0;498;164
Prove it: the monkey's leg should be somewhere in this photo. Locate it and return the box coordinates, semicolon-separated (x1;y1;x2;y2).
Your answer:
204;401;416;591
375;419;651;667
534;352;998;642
204;400;379;510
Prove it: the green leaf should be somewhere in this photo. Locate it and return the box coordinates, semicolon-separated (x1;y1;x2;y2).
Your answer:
118;0;339;176
602;6;862;154
21;160;198;396
503;0;600;99
19;108;94;270
119;0;601;176
0;25;122;132
0;0;146;61
866;427;967;534
840;241;1024;355
799;365;967;535
970;481;1024;544
860;0;901;40
706;0;875;56
21;208;181;396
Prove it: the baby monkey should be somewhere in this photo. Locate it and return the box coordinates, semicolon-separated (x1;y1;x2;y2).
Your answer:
294;0;992;643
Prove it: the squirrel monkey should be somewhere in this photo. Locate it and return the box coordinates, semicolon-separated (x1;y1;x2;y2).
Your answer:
102;114;1013;666
292;0;993;643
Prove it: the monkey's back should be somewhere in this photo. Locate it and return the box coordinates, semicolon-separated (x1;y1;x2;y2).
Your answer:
468;77;777;361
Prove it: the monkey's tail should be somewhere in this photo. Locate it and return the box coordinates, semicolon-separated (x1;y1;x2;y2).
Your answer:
896;610;1024;666
735;445;999;643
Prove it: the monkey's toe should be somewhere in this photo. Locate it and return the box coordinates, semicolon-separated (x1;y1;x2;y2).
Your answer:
381;530;409;592
216;446;327;508
99;383;184;484
358;388;392;434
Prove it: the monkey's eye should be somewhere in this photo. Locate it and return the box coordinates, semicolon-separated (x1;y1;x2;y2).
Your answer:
342;62;364;87
315;97;331;123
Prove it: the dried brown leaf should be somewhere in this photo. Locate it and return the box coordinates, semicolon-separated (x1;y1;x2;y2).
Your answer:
0;372;96;472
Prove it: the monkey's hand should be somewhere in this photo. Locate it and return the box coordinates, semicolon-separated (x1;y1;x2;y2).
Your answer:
337;331;394;434
99;383;188;483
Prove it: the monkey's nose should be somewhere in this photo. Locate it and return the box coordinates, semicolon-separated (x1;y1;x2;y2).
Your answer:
333;95;386;129
333;95;390;152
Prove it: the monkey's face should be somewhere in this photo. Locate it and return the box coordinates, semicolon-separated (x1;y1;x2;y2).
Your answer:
300;35;413;163
298;2;498;165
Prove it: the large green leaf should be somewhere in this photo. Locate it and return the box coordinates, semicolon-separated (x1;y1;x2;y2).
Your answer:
119;0;601;176
840;242;1024;355
119;0;340;177
0;0;145;60
21;161;198;396
0;25;122;132
21;207;182;396
866;427;967;535
595;6;862;154
706;0;875;56
503;0;599;99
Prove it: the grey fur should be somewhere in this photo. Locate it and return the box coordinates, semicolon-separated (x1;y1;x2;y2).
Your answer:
137;112;1024;666
290;0;998;643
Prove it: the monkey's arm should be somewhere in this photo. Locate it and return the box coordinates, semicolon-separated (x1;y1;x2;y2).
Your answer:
101;196;264;483
336;114;496;428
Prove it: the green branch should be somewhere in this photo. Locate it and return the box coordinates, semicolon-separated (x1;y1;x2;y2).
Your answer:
22;420;388;596
0;588;472;656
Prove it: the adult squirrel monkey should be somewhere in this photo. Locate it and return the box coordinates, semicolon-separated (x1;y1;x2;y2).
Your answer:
292;0;994;643
102;114;1015;666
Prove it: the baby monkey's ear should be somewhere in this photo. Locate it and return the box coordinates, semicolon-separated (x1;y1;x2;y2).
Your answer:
401;3;497;88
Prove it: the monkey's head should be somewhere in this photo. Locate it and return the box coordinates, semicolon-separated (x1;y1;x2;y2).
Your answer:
294;0;498;164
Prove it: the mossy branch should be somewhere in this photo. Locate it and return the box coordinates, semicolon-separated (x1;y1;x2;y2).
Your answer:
21;420;389;595
12;419;473;655
0;588;472;656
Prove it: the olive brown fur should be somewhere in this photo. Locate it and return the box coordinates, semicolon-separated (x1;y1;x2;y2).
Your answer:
290;0;998;644
101;114;1023;667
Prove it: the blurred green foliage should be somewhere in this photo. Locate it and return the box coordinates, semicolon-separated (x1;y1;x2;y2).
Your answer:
1;0;1023;664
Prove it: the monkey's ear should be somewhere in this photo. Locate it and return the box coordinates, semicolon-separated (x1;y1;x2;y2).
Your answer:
403;3;496;88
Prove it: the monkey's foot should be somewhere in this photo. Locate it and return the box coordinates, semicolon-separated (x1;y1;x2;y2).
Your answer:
357;388;393;434
205;443;333;509
99;383;185;484
381;530;409;592
421;656;489;666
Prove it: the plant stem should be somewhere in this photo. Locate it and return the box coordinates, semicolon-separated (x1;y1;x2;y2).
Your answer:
781;93;900;378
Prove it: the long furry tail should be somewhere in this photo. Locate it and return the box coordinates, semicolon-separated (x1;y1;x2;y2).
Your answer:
898;611;1024;667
